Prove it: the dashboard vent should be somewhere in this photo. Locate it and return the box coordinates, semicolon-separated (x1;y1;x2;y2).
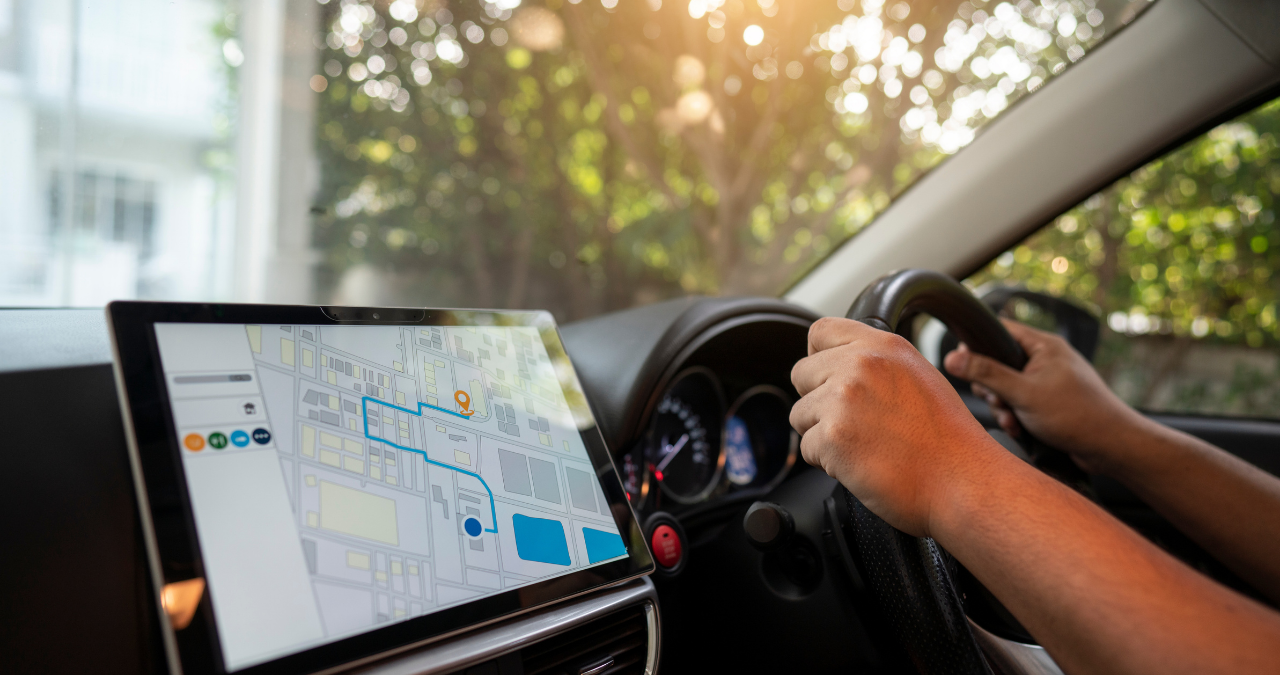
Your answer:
520;605;650;675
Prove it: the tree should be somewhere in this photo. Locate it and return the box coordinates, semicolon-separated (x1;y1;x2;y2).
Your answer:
310;0;1138;321
972;98;1280;416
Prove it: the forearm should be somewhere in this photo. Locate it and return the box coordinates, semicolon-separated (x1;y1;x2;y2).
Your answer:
1100;416;1280;603
932;449;1280;675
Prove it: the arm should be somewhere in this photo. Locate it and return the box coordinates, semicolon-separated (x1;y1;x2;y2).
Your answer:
944;319;1280;603
789;318;1280;675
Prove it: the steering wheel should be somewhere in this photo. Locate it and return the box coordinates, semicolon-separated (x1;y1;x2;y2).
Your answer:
839;269;1087;675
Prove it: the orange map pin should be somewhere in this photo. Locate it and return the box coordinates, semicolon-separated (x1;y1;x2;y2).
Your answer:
455;390;475;416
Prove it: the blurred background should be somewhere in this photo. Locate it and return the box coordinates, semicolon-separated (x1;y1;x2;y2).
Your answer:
0;0;1141;313
13;0;1280;419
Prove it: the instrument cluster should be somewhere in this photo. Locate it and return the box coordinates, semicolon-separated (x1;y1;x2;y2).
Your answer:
621;366;799;512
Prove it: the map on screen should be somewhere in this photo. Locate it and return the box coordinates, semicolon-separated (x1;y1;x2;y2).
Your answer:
153;321;628;671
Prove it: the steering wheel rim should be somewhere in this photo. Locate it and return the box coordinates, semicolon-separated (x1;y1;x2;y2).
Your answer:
840;269;1083;675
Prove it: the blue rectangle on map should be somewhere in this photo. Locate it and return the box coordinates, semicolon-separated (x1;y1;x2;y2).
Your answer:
512;514;571;566
582;527;627;564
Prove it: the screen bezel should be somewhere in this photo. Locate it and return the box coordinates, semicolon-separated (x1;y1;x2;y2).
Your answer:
107;301;654;675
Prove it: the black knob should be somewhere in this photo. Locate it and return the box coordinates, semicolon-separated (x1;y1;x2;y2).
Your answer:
744;501;795;551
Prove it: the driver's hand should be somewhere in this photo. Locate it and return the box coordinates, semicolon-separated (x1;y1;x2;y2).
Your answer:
943;319;1143;475
790;317;1010;537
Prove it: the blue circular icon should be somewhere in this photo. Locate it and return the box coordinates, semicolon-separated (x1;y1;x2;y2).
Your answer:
230;430;250;447
251;428;272;445
463;517;483;538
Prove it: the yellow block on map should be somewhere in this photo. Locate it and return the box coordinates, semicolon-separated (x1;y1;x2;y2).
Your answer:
343;456;364;474
344;439;363;455
346;551;370;570
353;365;361;378
302;348;313;368
391;561;403;575
319;480;399;545
348;419;357;431
395;391;406;406
307;511;318;527
246;325;262;353
327;371;337;385
371;466;382;480
454;450;471;466
301;425;316;458
281;338;295;366
320;431;341;449
393;361;404;372
469;379;487;417
539;433;552;447
305;474;317;487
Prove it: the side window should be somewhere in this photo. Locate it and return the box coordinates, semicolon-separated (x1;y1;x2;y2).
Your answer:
969;97;1280;419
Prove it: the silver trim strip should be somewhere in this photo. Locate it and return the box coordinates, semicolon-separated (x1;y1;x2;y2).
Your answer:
352;577;660;675
970;619;1063;675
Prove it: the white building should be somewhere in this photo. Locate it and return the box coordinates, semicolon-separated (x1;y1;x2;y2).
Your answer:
0;0;320;307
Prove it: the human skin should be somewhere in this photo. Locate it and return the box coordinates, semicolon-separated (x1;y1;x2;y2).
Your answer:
789;317;1280;675
944;319;1280;605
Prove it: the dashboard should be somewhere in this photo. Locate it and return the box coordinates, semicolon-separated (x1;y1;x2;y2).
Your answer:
560;297;815;525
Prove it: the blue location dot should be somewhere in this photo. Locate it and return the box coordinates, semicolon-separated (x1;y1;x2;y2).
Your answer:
463;517;483;538
229;430;250;447
251;428;272;445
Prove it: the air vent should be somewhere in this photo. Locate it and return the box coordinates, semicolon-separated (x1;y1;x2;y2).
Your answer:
520;605;650;675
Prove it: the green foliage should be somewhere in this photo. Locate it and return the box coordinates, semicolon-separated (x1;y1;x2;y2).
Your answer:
971;98;1280;417
310;0;1136;320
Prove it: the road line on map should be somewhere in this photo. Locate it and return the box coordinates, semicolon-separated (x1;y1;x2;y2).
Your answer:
361;395;499;533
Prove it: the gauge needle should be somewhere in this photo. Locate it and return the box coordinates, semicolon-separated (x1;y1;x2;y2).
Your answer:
656;433;689;473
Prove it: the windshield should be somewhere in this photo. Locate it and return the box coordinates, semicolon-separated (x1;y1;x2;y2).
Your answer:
1;0;1147;320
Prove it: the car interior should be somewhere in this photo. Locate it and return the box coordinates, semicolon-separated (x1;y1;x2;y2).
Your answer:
5;0;1280;673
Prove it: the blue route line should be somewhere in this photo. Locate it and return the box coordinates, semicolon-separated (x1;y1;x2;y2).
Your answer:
361;395;498;533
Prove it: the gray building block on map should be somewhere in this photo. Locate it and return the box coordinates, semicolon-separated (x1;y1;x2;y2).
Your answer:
469;540;484;551
431;485;450;520
448;434;466;442
497;449;532;496
302;389;320;405
527;457;562;505
302;539;317;574
538;417;550;433
308;410;319;420
565;467;598;513
344;400;357;413
319;411;340;426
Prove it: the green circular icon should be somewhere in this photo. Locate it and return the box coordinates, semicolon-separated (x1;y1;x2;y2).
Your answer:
208;432;228;450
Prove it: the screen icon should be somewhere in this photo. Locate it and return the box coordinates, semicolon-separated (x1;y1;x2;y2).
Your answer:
208;432;228;450
183;434;205;452
455;390;475;417
230;430;250;447
251;428;272;445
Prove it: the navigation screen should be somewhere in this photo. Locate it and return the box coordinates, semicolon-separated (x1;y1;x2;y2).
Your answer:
153;322;629;671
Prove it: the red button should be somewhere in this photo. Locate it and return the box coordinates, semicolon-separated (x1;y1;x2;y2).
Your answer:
650;524;682;568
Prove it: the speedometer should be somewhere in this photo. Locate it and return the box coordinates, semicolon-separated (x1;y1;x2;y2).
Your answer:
646;368;725;504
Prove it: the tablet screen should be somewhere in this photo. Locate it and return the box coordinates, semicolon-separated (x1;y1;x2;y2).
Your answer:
152;321;630;671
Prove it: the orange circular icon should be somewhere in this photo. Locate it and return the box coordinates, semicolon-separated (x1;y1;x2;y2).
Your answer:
184;433;206;451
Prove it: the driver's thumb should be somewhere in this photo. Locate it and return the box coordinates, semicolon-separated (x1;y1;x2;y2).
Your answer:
943;345;1024;403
